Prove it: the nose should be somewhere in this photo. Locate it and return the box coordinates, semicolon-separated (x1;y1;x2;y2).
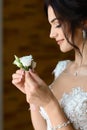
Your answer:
49;27;58;39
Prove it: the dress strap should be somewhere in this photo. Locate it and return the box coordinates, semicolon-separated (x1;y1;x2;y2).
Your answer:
53;60;70;79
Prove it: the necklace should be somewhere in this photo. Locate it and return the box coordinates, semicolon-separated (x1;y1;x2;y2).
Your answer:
73;70;79;76
73;64;87;76
70;63;81;77
73;60;83;77
67;59;87;77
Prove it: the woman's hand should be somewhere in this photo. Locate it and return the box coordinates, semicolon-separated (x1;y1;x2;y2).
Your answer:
12;69;56;108
12;69;26;94
24;69;55;107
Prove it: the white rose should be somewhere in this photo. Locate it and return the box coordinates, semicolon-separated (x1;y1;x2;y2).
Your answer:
13;55;36;71
20;55;33;67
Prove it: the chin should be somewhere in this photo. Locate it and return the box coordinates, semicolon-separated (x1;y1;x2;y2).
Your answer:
60;47;73;53
60;50;68;53
60;45;73;53
59;41;73;53
60;47;68;53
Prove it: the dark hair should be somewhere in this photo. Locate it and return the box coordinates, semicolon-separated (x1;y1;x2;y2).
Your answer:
44;0;87;55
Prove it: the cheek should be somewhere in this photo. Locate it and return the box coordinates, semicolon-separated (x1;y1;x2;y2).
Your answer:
59;29;64;36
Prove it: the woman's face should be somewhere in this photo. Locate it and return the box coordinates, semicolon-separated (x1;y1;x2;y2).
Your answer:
48;6;73;53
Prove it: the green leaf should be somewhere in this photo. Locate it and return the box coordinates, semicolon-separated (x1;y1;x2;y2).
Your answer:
13;55;24;68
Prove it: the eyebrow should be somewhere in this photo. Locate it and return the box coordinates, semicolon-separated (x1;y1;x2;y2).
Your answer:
50;18;58;23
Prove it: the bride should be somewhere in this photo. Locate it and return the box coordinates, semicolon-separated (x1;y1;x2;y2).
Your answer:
12;0;87;130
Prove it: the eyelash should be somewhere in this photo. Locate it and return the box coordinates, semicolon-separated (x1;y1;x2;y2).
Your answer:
56;24;61;28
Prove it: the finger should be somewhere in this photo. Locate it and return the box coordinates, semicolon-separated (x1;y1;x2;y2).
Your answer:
12;69;25;79
25;71;38;88
29;69;46;85
12;79;25;94
12;77;22;84
12;73;22;79
16;69;25;75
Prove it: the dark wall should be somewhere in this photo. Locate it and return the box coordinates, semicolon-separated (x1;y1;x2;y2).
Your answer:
3;0;74;130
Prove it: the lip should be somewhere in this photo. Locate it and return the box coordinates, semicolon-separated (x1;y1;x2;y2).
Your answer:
56;39;64;45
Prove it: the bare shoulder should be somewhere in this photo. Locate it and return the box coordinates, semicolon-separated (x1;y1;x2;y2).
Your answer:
52;60;87;99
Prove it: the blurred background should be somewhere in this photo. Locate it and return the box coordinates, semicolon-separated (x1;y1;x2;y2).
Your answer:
3;0;74;130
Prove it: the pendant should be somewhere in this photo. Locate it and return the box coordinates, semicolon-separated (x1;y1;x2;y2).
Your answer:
74;71;78;76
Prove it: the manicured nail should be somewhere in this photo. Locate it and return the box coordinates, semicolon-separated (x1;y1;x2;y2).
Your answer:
21;75;23;79
22;71;24;75
29;69;32;72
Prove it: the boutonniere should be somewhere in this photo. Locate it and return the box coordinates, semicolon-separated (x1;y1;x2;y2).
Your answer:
13;55;36;71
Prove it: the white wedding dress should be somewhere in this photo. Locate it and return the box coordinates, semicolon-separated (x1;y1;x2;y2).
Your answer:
39;60;87;130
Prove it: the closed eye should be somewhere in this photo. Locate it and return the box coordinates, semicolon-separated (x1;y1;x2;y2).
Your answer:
56;24;61;28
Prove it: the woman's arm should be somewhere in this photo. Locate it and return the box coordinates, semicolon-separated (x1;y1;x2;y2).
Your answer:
12;70;47;130
25;70;74;130
30;106;47;130
44;98;74;130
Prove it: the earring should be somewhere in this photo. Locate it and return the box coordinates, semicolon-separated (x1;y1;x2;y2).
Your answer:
82;30;87;39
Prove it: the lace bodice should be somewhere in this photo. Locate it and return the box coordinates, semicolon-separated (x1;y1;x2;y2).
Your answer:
39;60;87;130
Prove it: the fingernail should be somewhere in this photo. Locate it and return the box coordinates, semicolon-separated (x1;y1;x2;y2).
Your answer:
21;75;23;79
32;69;35;72
29;69;32;72
22;70;24;74
29;69;34;73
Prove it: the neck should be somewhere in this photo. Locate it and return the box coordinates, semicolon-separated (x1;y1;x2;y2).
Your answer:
74;41;87;66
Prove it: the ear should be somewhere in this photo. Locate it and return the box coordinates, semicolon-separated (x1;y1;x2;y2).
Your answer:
82;20;87;30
